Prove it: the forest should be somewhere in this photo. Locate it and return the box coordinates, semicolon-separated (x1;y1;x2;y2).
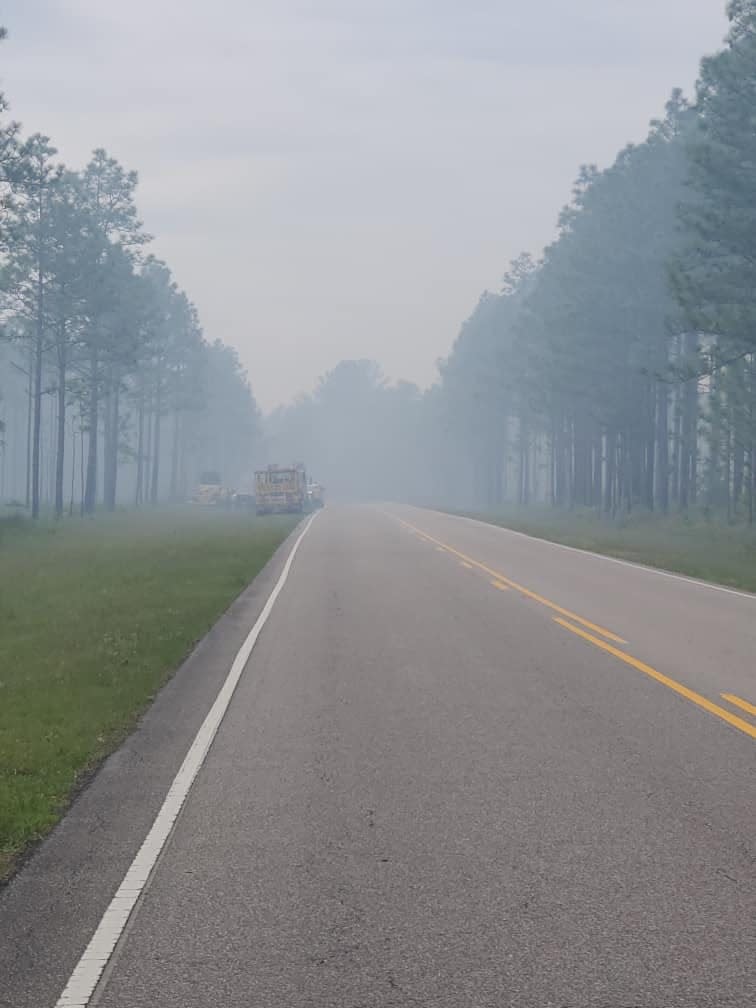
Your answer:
270;2;756;524
3;4;756;525
0;29;261;518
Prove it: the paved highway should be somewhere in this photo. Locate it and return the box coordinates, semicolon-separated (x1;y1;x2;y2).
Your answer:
2;505;754;1007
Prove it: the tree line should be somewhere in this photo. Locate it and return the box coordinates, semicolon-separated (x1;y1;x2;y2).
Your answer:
272;2;756;522
0;29;261;518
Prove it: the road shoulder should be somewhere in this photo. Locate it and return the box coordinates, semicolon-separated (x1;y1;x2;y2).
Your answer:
0;520;305;1008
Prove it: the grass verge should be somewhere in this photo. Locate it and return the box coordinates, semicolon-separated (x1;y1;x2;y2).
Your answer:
0;509;298;880
450;506;756;593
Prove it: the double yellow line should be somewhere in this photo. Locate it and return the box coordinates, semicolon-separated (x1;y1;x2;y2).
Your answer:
399;516;626;643
722;693;756;717
397;515;756;741
554;619;756;739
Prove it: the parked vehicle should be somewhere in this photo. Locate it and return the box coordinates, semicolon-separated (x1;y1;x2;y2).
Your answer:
307;482;325;509
254;465;307;515
191;472;233;507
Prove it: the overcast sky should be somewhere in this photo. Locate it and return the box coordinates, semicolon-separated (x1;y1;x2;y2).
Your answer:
2;1;729;409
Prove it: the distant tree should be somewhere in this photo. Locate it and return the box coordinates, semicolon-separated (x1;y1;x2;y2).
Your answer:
0;32;261;515
267;360;435;502
184;339;262;492
2;134;63;517
44;172;95;516
76;149;147;513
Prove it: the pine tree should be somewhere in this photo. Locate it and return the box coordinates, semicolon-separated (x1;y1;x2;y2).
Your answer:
674;0;756;520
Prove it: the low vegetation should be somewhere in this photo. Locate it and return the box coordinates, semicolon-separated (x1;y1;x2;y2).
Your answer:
0;509;298;880
457;507;756;593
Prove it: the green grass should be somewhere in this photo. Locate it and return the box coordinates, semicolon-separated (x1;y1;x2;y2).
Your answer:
0;508;298;880
452;505;756;593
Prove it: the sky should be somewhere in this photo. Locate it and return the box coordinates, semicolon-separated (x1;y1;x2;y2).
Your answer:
1;1;730;410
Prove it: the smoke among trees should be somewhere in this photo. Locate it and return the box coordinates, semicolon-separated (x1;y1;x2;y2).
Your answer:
271;3;756;521
3;4;756;521
0;30;261;516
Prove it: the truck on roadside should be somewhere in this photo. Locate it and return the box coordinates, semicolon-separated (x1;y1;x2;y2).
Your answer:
254;464;307;515
191;471;233;508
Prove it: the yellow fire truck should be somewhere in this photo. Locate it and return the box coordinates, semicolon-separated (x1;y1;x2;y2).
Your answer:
192;471;233;507
254;465;307;515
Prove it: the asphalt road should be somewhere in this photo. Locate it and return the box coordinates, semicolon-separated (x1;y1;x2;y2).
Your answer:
2;505;754;1007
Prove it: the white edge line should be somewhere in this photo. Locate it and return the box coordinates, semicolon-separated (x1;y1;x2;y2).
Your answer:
411;506;756;602
55;512;319;1008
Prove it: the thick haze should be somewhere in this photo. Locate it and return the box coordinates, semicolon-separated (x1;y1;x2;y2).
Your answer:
2;1;727;409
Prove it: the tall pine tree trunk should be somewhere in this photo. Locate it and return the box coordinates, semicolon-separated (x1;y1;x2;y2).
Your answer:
150;367;162;506
83;347;99;515
552;411;564;504
79;421;86;515
105;378;120;511
170;410;181;501
592;431;602;509
135;388;145;507
103;372;113;510
518;417;529;507
31;261;45;520
31;328;43;519
103;371;120;512
573;415;589;507
705;365;722;508
656;380;669;514
69;413;77;516
144;402;153;504
679;332;699;512
644;381;655;512
25;344;33;509
48;392;56;507
54;334;67;518
603;433;615;516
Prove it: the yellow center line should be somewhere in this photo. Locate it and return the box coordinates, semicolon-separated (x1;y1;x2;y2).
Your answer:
394;515;626;645
721;693;756;718
554;617;756;740
491;580;511;591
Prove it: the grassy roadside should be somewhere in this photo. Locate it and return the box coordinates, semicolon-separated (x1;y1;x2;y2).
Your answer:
0;509;298;880
449;506;756;593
